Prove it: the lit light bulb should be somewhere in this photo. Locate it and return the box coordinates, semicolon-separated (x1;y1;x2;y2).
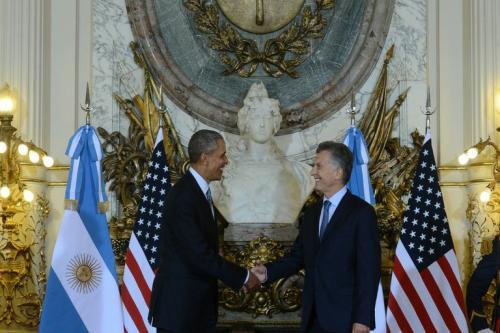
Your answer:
0;186;10;198
480;189;491;203
0;141;7;154
458;153;469;165
18;143;28;155
28;150;40;163
466;147;478;159
23;189;34;202
0;97;13;113
42;155;54;168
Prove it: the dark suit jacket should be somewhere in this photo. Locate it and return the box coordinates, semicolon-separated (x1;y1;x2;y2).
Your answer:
149;172;247;332
266;190;381;332
466;237;500;332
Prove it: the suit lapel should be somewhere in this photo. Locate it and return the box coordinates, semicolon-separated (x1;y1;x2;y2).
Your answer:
310;200;322;252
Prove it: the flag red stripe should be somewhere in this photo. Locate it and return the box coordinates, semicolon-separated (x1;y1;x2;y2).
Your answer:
387;291;413;333
420;268;461;332
124;249;151;305
122;284;148;333
438;256;466;315
393;257;437;333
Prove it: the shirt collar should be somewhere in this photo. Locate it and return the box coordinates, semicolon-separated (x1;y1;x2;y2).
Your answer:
323;186;347;207
189;167;210;195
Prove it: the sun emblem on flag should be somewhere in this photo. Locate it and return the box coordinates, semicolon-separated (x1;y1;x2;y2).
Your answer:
66;253;102;293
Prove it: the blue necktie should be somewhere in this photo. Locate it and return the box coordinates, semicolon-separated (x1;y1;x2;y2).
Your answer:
206;188;214;218
319;200;332;240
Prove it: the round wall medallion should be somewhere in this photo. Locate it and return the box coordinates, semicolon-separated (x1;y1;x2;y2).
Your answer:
126;0;394;134
215;0;305;34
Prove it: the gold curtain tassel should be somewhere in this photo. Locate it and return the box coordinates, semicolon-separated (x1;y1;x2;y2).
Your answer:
64;199;79;211
98;201;109;213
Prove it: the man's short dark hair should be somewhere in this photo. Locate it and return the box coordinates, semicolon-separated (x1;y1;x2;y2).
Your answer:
316;141;353;185
188;130;224;163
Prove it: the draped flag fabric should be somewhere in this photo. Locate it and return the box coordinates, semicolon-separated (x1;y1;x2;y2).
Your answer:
343;127;386;333
122;130;170;333
386;133;468;332
40;126;123;333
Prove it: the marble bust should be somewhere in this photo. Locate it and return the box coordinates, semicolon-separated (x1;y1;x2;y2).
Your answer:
211;83;314;224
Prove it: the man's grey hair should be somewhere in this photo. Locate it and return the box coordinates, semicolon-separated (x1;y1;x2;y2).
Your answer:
188;129;223;163
316;141;353;185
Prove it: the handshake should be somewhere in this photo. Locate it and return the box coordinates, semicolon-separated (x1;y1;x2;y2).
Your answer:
243;262;267;293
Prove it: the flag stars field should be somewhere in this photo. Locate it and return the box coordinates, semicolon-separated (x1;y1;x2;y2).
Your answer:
122;131;171;333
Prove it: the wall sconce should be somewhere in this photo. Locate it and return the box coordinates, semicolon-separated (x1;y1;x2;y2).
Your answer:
0;84;54;218
0;83;53;328
458;137;499;202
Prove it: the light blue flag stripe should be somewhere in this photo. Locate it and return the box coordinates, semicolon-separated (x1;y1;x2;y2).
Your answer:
343;127;375;204
39;268;87;333
343;126;386;333
65;126;108;203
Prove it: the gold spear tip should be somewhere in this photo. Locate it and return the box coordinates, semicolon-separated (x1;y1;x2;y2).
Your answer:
85;82;90;106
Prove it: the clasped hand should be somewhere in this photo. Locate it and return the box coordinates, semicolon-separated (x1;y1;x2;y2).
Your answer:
242;262;267;293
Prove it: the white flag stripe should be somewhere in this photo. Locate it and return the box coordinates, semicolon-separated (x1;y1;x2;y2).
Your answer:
155;129;163;145
95;161;104;202
68;157;80;200
373;283;385;332
67;129;83;156
122;306;140;333
361;165;371;203
385;309;402;333
129;234;155;286
396;244;449;330
445;250;462;282
428;259;468;330
389;272;426;332
51;210;122;333
123;266;153;328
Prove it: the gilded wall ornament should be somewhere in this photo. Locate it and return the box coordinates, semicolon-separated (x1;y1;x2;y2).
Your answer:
184;0;334;78
216;0;305;34
0;195;49;328
98;43;188;264
126;0;395;134
219;236;303;317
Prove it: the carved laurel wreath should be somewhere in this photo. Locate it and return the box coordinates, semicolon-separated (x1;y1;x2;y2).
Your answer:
184;0;335;78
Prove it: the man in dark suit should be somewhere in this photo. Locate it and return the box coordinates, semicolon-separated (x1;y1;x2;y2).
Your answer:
149;129;260;333
252;141;381;333
467;237;500;333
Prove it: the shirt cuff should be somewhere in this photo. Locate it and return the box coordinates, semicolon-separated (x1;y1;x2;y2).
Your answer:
244;269;249;285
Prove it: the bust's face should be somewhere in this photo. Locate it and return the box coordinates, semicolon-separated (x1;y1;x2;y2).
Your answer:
242;98;279;144
246;108;275;143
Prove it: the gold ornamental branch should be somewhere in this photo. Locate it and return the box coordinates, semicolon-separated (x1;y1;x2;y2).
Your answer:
184;0;335;78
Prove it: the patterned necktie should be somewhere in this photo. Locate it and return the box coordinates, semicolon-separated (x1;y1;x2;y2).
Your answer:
319;200;332;240
206;188;214;218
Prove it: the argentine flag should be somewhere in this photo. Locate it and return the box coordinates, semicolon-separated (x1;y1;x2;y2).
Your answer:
343;126;386;333
40;126;123;333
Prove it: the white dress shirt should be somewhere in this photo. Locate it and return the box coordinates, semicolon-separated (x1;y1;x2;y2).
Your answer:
318;186;347;236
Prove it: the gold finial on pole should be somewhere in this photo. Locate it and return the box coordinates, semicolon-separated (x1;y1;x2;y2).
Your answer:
347;88;359;127
421;85;435;134
158;85;167;128
80;82;94;126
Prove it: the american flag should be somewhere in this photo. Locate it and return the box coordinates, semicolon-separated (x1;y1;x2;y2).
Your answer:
122;130;170;333
386;134;468;332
